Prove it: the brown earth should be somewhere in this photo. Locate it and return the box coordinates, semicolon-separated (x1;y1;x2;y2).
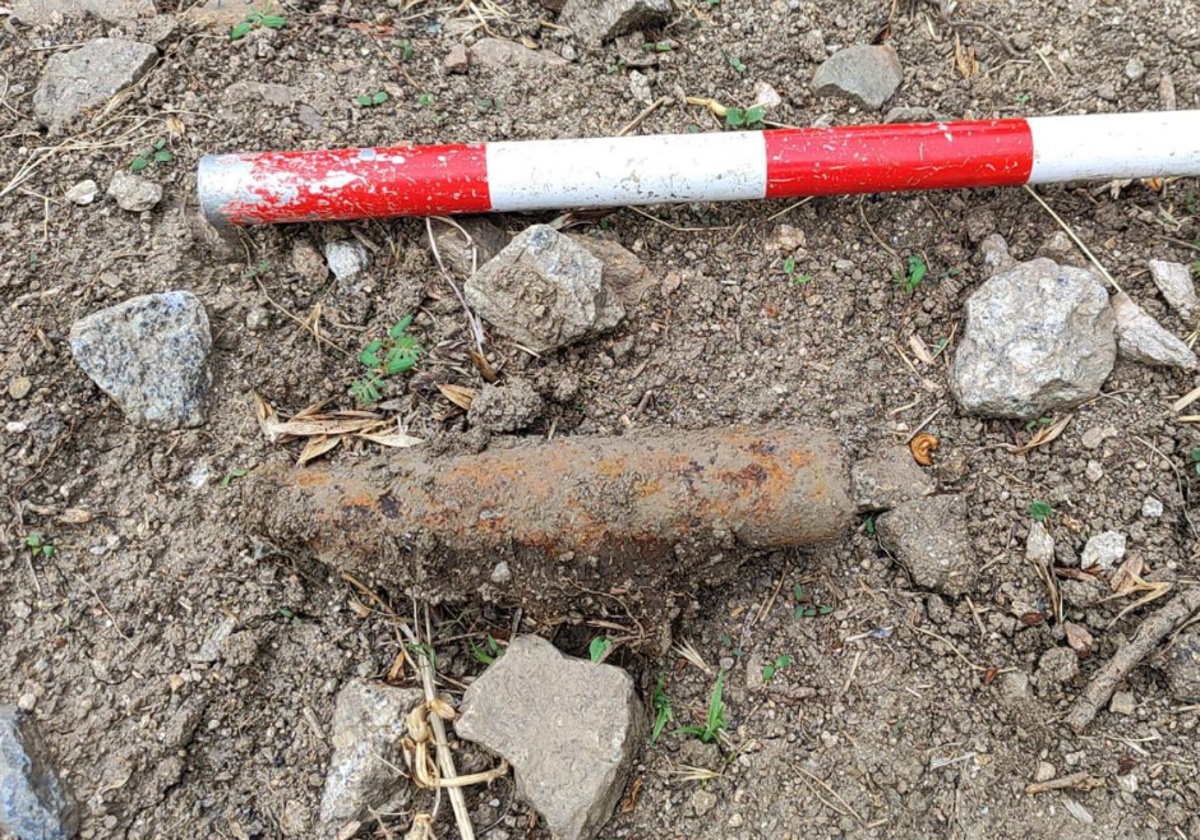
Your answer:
2;1;1200;839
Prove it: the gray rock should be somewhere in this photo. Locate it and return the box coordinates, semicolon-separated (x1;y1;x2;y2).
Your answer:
456;635;646;840
1036;231;1083;267
65;179;97;206
1037;647;1080;687
850;447;935;512
812;45;903;109
1165;629;1200;702
1148;260;1197;319
1112;293;1197;369
445;42;470;73
1109;690;1136;715
469;38;569;69
490;561;512;584
325;241;370;287
319;680;423;837
689;787;717;817
998;671;1030;705
431;216;512;277
0;705;79;840
567;235;656;306
465;225;625;353
1142;496;1164;519
950;259;1116;419
628;69;653;105
290;239;328;284
560;0;673;46
1026;520;1055;565
182;0;259;28
1124;57;1146;82
107;170;162;212
1080;530;1126;572
801;29;827;63
33;38;157;129
979;233;1015;277
876;495;977;596
14;0;153;23
468;379;544;433
160;695;209;751
69;292;212;430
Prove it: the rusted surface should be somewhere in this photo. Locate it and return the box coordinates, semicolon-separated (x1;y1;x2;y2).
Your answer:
247;429;852;650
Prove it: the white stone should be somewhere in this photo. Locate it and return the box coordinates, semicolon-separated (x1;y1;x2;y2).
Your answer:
1081;531;1126;572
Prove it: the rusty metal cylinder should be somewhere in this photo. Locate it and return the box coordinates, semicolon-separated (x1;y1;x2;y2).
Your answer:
250;428;852;642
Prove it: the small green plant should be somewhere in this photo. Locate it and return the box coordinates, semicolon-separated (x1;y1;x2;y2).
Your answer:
705;0;721;6
220;468;249;488
1030;499;1053;522
589;636;612;663
793;583;833;619
278;606;303;625
1024;416;1054;432
894;255;928;295
395;38;414;60
725;106;764;129
350;317;422;406
727;54;747;73
131;139;174;172
1190;447;1200;475
761;654;793;682
643;40;674;52
1192;260;1200;280
719;632;742;659
784;256;813;286
230;5;287;40
864;515;876;535
677;669;727;744
356;91;390;108
1015;93;1031;107
471;634;504;665
650;674;673;744
24;533;54;559
242;259;270;281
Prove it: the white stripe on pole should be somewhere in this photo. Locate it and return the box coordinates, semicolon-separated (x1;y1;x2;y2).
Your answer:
486;131;768;211
1028;110;1200;183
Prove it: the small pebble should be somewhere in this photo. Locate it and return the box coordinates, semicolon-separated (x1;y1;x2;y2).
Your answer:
1142;496;1164;519
1109;690;1136;715
1085;461;1104;483
17;692;37;711
1035;761;1056;782
8;376;32;400
66;179;98;206
1125;57;1145;82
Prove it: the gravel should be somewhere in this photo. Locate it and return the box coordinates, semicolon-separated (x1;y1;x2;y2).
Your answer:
1148;259;1197;320
812;44;904;109
1111;292;1198;369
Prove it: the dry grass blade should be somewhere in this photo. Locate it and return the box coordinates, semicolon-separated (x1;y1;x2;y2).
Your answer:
1025;771;1102;795
1010;415;1071;455
1105;576;1173;627
438;384;476;410
1172;383;1200;413
672;638;712;674
908;334;935;365
358;420;424;448
255;393;422;454
661;762;722;783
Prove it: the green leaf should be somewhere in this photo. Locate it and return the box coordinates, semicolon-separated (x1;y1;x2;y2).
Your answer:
728;55;746;73
1191;447;1200;462
355;95;373;107
246;12;263;23
725;107;745;128
154;138;166;150
397;38;413;60
42;545;55;558
745;106;765;125
130;156;149;172
154;149;174;163
261;14;287;28
775;654;794;669
818;605;833;615
865;516;875;535
1029;499;1053;522
650;674;673;744
790;273;813;286
389;316;413;338
470;640;495;665
221;467;249;488
24;533;43;549
373;91;389;105
230;21;253;40
783;255;796;276
762;664;776;682
589;636;612;663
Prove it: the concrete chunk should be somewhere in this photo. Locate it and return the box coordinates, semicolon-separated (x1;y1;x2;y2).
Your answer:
33;38;157;129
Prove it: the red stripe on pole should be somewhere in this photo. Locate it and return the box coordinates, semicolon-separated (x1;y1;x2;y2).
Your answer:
764;119;1034;198
216;143;491;224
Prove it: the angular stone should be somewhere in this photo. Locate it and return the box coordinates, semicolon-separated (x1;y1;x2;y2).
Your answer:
1148;259;1197;319
850;447;936;512
1111;292;1198;370
467;379;544;433
950;259;1116;419
469;38;569;69
465;225;625;353
319;680;423;837
0;705;79;840
456;636;646;840
979;233;1015;278
567;235;656;306
812;45;903;109
1026;520;1055;565
33;39;157;129
325;241;370;287
445;43;470;73
65;180;97;206
1080;530;1126;572
69;292;212;430
431;216;512;277
13;0;153;23
875;495;977;596
1165;629;1200;703
107;170;162;213
560;0;673;46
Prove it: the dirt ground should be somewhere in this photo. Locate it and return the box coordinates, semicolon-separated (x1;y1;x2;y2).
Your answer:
4;0;1200;838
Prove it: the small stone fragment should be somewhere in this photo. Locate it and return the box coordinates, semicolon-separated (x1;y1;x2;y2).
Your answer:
1109;690;1136;715
490;561;512;584
1147;260;1197;319
1034;761;1056;783
1026;520;1054;565
998;671;1030;705
1124;57;1145;81
0;705;80;840
812;44;903;109
465;225;625;353
1165;629;1200;702
689;788;717;817
222;80;304;109
8;377;32;401
567;235;656;306
1085;460;1104;483
1036;231;1083;266
469;38;569;69
628;69;653;105
14;0;154;22
467;379;544;433
107;170;163;212
1064;623;1095;658
1081;425;1116;450
69;292;212;430
33;38;158;130
325;241;370;287
1037;647;1080;687
65;180;97;206
850;447;936;512
318;680;423;837
445;42;470;73
1111;292;1198;370
979;233;1015;277
751;81;782;111
289;239;328;284
560;0;673;46
456;636;646;840
431;216;512;277
875;495;977;596
1080;531;1126;572
1141;496;1164;519
950;259;1116;419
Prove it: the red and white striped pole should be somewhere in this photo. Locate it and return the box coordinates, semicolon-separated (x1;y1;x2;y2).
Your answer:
198;111;1200;227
